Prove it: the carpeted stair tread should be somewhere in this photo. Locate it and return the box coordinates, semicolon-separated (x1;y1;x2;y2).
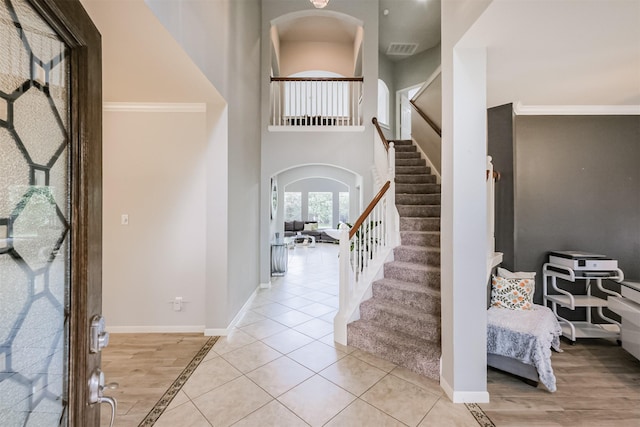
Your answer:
400;230;441;246
396;166;431;175
396;183;440;194
384;261;440;289
394;245;441;265
396;194;441;205
397;205;441;218
360;299;440;341
347;321;441;379
400;217;440;231
394;145;417;153
395;174;437;184
372;278;441;313
389;139;413;145
347;137;441;379
395;151;421;159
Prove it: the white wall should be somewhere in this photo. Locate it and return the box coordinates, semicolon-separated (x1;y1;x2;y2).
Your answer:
441;0;493;403
82;0;227;332
260;0;379;285
102;109;207;331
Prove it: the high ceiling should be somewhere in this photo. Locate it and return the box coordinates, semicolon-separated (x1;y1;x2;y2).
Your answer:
379;0;441;62
277;14;358;43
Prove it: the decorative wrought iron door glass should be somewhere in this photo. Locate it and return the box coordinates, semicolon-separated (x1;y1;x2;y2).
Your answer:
0;0;71;424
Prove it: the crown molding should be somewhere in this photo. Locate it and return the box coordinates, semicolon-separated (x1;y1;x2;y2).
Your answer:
103;102;207;113
513;102;640;116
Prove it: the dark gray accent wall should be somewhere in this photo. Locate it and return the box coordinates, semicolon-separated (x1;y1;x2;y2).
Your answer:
487;104;515;269
489;113;640;312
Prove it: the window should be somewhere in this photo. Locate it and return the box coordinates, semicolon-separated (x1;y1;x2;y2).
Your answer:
339;192;349;224
284;192;301;221
308;192;333;228
377;79;390;125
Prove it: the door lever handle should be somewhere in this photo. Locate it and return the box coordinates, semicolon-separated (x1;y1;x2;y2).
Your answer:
99;395;117;427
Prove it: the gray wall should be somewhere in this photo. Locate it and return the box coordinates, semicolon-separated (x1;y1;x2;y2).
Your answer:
489;112;640;309
260;0;379;285
394;44;441;93
378;54;395;138
146;0;262;327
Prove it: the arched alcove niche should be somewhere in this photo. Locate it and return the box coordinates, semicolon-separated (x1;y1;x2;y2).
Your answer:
270;163;363;239
270;10;364;77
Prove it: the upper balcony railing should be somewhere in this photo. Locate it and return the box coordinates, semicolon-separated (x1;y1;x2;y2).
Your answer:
269;77;364;129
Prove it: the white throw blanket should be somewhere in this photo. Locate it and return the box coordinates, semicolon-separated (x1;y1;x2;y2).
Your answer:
487;305;562;392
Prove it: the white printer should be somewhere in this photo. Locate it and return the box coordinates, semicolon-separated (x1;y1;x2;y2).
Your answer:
548;251;618;276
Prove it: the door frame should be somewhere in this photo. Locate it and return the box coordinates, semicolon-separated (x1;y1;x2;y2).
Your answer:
27;0;102;424
395;83;424;140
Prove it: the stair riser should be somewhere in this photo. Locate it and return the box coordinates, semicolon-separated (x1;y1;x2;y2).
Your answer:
389;140;413;146
395;175;436;184
395;152;421;160
393;247;440;266
360;305;440;342
400;231;441;246
395;158;426;167
396;166;431;175
394;145;417;153
396;184;440;194
400;217;441;232
384;264;440;289
397;205;440;218
395;194;441;205
372;283;441;314
346;324;440;379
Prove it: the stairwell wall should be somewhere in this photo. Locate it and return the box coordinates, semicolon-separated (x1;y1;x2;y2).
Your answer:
259;1;379;285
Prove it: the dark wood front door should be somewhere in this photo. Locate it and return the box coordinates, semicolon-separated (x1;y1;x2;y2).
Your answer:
0;0;102;425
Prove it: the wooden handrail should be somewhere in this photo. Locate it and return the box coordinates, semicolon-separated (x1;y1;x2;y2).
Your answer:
349;181;391;239
409;99;442;137
486;170;501;181
372;117;389;151
271;77;364;82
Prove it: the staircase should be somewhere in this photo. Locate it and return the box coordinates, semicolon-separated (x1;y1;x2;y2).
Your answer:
347;139;441;379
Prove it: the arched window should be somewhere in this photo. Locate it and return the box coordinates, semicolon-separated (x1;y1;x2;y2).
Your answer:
377;79;390;126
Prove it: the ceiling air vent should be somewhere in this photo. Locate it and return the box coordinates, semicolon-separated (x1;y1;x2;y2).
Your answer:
386;42;418;56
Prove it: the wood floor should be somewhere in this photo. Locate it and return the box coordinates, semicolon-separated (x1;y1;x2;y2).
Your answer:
481;338;640;426
99;333;210;427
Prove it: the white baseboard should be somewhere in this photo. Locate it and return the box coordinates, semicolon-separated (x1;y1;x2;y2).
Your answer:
108;325;205;334
204;285;261;336
440;376;490;403
260;281;271;289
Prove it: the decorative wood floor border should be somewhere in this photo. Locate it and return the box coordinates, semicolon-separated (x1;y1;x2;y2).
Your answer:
138;336;219;426
465;403;496;427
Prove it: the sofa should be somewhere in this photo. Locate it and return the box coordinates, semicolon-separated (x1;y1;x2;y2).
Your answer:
284;221;338;243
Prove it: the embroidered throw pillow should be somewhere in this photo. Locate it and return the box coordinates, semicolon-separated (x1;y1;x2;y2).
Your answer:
497;267;536;280
490;275;535;310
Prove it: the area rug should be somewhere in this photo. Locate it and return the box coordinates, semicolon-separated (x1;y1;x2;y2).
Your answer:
138;336;219;426
465;403;496;427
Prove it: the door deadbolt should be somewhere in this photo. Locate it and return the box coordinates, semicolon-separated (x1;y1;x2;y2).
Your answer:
90;315;110;353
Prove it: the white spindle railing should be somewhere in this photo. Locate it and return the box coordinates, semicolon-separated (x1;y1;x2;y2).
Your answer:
334;121;399;345
270;77;364;128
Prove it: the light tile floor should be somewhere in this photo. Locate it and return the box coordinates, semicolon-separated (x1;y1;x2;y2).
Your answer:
155;243;479;427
